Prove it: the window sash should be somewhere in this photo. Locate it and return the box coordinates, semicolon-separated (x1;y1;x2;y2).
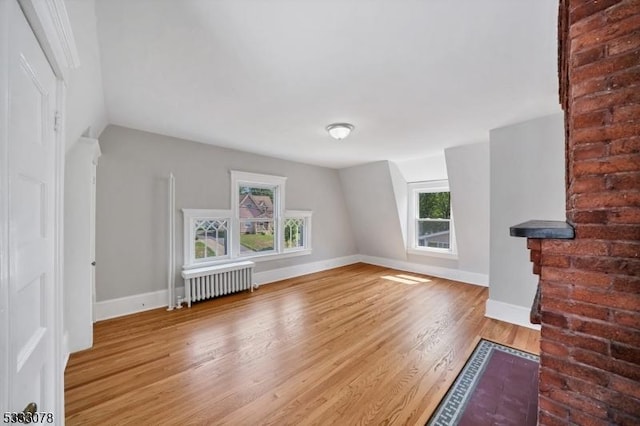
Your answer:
407;180;455;255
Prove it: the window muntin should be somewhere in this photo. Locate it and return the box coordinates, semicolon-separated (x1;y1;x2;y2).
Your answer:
194;219;228;259
408;181;456;256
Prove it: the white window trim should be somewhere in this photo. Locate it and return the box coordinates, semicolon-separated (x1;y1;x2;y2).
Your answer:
182;209;232;269
407;180;458;259
284;210;312;255
231;170;287;259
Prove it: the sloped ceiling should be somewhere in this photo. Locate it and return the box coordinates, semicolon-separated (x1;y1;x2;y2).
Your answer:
94;0;560;168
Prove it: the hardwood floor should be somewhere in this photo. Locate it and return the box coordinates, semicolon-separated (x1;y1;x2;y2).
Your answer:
65;263;540;425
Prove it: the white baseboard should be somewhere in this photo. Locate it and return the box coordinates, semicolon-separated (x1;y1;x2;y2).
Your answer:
95;289;173;321
358;255;489;287
94;255;360;320
253;255;361;286
485;298;541;330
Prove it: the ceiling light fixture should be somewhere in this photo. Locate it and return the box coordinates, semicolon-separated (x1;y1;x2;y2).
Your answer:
326;123;354;140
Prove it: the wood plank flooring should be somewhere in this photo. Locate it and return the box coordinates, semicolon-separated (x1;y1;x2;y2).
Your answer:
65;263;540;425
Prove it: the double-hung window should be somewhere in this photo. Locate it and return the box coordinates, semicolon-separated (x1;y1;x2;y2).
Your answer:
407;180;456;257
182;171;312;269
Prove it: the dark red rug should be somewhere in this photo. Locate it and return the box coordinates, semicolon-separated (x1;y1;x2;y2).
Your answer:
427;339;539;426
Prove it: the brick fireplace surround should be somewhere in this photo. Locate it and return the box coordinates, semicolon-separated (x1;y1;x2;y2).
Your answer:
512;1;640;424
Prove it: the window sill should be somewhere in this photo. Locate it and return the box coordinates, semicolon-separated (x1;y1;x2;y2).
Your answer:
407;247;458;260
239;248;312;263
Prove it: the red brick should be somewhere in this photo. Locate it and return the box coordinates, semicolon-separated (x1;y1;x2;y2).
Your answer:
541;339;571;357
573;287;640;311
609;409;640;426
610;136;640;154
542;280;572;298
547;387;609;417
570;176;607;194
570;0;625;23
610;374;640;400
605;384;640;416
608;64;640;91
613;103;640;123
539;395;569;419
606;0;640;23
527;239;541;250
572;14;640;52
539;411;567;426
574;191;640;209
573;143;610;162
572;76;610;98
608;209;640;224
573;156;639;176
573;122;640;144
572;50;640;83
573;109;610;129
542;311;570;328
605;171;640;190
612;275;640;293
539;366;569;392
569;10;607;39
611;342;640;364
542;239;609;255
609;31;640;55
613;310;640;328
573;45;608;68
573;86;640;114
611;241;640;258
568;209;608;223
573;256;640;275
545;296;610;321
542;326;610;353
530;249;541;263
610;356;640;381
570;316;640;346
541;254;572;268
541;267;612;287
570;410;612;426
576;223;640;239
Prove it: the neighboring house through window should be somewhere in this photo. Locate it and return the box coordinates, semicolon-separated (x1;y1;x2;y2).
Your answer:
407;180;457;257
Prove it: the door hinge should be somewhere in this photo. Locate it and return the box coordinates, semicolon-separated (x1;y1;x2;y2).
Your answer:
54;111;61;132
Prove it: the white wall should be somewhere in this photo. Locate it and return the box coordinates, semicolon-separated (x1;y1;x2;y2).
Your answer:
488;113;565;328
64;0;108;149
445;142;490;276
395;153;447;182
64;138;100;352
96;125;357;302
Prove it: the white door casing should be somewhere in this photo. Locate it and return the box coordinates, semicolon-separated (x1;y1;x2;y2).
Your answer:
1;0;76;421
6;0;58;416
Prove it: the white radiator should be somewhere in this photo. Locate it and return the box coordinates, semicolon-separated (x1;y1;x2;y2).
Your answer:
181;261;256;307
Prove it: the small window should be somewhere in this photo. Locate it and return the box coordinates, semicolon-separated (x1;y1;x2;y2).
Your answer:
183;209;231;268
283;210;312;252
408;181;456;256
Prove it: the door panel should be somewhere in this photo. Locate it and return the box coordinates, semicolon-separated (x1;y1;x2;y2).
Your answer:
6;0;58;415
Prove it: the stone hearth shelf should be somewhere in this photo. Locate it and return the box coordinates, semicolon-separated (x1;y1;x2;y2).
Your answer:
509;220;574;325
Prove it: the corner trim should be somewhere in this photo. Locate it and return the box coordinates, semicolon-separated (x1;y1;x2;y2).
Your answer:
358;255;488;287
485;298;541;330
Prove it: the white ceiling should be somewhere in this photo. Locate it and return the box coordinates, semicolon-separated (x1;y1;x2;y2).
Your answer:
94;0;560;169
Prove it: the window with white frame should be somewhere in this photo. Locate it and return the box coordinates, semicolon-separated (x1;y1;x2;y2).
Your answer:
182;209;231;267
407;180;456;256
182;172;312;269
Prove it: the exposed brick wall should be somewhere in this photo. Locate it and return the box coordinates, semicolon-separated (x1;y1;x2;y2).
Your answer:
536;1;640;424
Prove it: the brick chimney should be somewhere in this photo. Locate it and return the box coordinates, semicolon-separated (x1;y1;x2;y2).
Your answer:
516;1;640;424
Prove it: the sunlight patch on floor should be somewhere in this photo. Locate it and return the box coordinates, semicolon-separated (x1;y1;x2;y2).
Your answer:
381;274;432;285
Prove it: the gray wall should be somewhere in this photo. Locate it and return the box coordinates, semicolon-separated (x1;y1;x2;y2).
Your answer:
445;142;490;275
96;125;356;301
339;161;407;259
489;113;565;308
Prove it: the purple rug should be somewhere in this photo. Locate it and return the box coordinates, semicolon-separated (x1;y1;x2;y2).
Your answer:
427;339;539;426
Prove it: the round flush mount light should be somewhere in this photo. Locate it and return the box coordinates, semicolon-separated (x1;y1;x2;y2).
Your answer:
326;123;354;140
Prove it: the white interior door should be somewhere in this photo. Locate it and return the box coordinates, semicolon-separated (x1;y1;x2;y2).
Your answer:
2;0;59;418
